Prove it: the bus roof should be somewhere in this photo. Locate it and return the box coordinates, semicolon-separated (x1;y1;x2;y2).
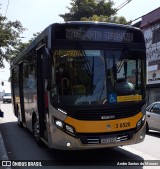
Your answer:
11;21;142;66
57;21;140;31
67;21;132;27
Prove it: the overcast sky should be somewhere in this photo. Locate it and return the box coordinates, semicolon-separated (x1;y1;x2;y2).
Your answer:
0;0;160;82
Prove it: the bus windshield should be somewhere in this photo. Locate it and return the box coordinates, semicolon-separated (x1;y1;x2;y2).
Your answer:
51;49;145;106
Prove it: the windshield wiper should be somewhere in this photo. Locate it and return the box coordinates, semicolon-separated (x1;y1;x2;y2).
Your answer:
117;47;129;73
80;50;92;76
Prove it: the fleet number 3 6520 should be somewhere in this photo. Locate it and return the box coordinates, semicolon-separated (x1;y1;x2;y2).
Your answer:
116;122;130;128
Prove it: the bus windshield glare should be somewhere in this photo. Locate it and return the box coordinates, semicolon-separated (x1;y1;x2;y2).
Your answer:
51;49;145;106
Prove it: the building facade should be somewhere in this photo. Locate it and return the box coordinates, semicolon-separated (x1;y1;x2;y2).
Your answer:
140;7;160;105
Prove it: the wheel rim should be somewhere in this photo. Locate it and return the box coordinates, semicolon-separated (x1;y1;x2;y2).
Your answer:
33;120;40;141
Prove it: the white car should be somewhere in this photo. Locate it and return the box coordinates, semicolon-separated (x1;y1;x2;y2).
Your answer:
146;102;160;133
3;92;12;103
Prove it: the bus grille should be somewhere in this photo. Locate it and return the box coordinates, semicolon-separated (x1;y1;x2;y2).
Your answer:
87;138;100;144
79;131;134;145
69;106;141;120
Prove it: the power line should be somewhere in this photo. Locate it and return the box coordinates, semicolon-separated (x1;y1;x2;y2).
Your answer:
127;16;142;25
116;0;133;12
5;0;10;17
114;0;141;25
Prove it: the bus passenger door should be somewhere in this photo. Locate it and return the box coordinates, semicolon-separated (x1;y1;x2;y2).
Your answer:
36;46;49;141
19;63;26;126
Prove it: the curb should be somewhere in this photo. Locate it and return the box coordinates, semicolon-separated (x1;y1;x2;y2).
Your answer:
0;131;12;169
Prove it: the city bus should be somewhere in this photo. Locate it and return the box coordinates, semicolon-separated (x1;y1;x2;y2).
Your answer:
11;21;146;150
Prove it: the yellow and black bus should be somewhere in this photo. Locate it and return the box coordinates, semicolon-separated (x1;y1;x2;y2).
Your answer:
11;22;146;150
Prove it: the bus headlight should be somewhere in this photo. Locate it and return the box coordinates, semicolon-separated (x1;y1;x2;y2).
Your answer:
66;125;74;134
54;118;76;137
55;119;64;128
142;115;146;123
136;120;142;130
136;115;146;131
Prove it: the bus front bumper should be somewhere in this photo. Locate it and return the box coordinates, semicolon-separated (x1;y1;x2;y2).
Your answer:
49;122;146;150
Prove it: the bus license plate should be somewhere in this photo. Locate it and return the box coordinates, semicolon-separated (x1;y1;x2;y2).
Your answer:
101;137;117;144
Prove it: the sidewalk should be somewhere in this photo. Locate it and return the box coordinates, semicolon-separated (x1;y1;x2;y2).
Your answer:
0;108;11;168
0;108;8;160
0;130;9;160
0;130;12;169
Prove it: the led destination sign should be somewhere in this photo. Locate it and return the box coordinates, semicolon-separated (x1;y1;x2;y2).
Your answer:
66;28;134;42
54;24;144;43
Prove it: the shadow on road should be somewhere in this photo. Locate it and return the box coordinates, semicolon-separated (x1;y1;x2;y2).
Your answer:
48;148;144;167
146;130;160;138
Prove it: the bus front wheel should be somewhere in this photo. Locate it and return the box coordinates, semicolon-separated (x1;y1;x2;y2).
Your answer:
17;112;23;128
17;105;23;128
32;116;43;146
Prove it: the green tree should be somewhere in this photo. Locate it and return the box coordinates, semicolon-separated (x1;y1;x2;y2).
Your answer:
60;0;127;24
9;41;28;61
60;0;116;21
0;14;25;68
81;15;127;24
10;32;41;61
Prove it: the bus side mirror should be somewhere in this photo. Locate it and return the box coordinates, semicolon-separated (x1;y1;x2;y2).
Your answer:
42;47;52;80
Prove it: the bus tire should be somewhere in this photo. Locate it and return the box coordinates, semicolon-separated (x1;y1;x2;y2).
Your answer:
17;105;23;128
32;115;43;147
17;112;23;128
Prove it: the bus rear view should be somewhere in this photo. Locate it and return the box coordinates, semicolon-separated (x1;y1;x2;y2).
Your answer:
11;22;146;150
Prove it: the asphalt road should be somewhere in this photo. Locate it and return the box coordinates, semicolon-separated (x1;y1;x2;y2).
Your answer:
0;102;160;169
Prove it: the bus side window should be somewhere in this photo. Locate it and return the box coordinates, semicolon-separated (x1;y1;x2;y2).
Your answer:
56;64;70;95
